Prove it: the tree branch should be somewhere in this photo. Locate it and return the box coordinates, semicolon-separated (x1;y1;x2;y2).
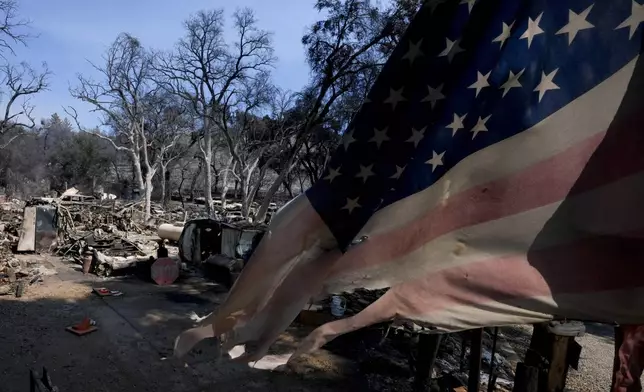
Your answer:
64;106;132;153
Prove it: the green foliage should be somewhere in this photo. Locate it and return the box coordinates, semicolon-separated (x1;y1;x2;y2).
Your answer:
0;114;117;196
47;131;115;192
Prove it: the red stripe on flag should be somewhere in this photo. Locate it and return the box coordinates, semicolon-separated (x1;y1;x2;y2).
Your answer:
332;131;606;274
391;227;644;317
333;110;644;276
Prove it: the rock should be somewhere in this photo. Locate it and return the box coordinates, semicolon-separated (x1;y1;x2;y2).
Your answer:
0;285;11;295
7;259;20;269
6;267;16;282
15;280;25;297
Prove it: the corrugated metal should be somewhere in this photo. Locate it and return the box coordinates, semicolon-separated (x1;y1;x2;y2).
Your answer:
221;226;241;258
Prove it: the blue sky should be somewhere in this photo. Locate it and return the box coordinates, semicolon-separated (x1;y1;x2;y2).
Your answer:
13;0;321;127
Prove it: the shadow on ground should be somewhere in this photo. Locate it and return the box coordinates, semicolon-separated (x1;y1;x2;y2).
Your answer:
0;265;364;392
584;323;615;339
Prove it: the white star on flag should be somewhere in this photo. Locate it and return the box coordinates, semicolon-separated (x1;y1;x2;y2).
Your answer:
342;197;361;213
471;115;492;139
356;165;375;183
407;127;426;147
422;84;445;109
384;88;406;110
460;0;476;13
492;21;515;47
468;71;491;97
426;151;445;172
324;167;341;183
556;5;595;45
447;113;467;136
402;39;424;64
616;0;644;39
342;130;355;151
438;38;465;63
390;165;406;179
369;127;390;148
534;68;560;102
520;12;545;48
500;69;525;97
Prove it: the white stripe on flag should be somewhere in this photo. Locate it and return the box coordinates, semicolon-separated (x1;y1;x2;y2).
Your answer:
324;169;644;293
358;57;638;239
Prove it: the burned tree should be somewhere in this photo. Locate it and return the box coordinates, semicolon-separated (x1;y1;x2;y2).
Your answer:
0;0;50;148
253;0;405;222
69;33;189;221
143;93;195;207
156;8;275;217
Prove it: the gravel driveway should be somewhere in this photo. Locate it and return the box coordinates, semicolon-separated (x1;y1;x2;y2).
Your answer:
501;323;643;392
566;323;617;392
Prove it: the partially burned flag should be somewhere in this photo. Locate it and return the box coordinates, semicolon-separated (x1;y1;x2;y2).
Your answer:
175;0;644;363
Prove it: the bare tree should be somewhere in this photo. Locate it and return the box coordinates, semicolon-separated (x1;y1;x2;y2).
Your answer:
253;0;400;222
0;0;50;148
68;33;187;221
0;62;50;147
145;93;195;206
156;8;275;217
0;0;30;57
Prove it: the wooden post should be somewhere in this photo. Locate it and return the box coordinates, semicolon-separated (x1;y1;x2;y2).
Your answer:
513;363;539;392
520;322;580;392
459;332;468;372
413;333;443;392
469;328;483;392
487;327;499;392
547;335;572;392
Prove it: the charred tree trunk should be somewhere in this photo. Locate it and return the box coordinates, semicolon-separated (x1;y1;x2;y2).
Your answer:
220;157;235;210
189;160;203;202
203;146;213;217
160;163;170;207
282;177;293;198
143;170;155;223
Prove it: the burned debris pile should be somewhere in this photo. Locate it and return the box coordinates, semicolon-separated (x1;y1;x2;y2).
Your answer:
0;198;50;296
0;198;22;249
0;185;274;290
54;200;161;277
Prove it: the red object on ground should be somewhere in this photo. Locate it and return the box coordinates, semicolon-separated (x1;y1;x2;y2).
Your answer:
74;317;92;331
151;257;180;286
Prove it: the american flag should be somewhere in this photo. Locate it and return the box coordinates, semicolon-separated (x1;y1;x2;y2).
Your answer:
308;0;642;250
175;0;644;363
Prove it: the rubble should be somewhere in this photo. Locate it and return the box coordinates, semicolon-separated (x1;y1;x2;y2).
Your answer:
91;250;154;277
0;198;42;296
43;192;163;276
311;288;518;392
1;188;279;284
0;198;23;248
0;250;48;297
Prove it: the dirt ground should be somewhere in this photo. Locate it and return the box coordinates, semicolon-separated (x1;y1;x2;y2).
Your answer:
0;254;627;392
0;255;357;392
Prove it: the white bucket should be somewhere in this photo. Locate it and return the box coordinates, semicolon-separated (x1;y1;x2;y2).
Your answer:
330;295;346;317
